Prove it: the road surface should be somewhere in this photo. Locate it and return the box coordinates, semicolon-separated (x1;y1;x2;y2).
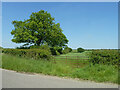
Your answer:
2;69;118;88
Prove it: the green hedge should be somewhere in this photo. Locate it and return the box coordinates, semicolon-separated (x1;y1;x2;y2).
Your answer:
89;49;119;67
30;45;61;55
2;49;51;60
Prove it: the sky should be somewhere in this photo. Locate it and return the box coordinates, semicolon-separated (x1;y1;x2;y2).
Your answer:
2;2;118;49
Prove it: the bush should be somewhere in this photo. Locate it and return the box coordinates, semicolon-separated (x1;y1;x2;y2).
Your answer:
77;48;84;53
2;49;51;60
88;49;119;67
69;48;72;52
54;47;63;54
50;47;57;55
30;45;62;56
62;47;72;54
50;47;62;55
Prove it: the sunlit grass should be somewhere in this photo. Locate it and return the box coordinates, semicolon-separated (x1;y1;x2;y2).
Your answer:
2;53;118;84
51;51;90;67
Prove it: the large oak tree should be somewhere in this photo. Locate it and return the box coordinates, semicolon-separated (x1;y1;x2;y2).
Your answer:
11;10;68;47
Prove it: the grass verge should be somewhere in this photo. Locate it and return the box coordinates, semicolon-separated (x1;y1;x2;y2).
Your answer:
2;54;118;84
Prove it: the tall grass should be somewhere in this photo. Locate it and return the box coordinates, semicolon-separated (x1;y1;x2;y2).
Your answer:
71;64;118;84
2;54;119;84
2;54;73;77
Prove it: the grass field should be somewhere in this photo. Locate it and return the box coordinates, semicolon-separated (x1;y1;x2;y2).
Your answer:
1;52;119;84
51;51;90;67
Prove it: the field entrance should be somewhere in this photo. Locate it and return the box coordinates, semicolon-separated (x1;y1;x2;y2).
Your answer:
51;52;90;68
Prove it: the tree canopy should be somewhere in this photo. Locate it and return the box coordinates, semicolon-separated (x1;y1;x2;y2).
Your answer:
11;10;68;47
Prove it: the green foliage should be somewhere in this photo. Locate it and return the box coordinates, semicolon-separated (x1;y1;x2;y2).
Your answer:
69;48;72;52
85;49;93;51
72;64;118;83
71;49;77;53
16;46;30;49
11;10;68;47
77;48;85;53
50;47;57;55
2;54;72;77
89;49;119;67
54;46;63;54
2;49;51;60
2;54;118;84
62;47;69;54
62;47;72;54
50;47;62;55
0;46;2;49
30;44;50;50
30;45;41;49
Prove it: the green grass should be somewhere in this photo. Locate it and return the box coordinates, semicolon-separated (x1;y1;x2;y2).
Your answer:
1;53;119;84
51;51;90;67
2;54;73;76
60;51;89;56
71;64;118;84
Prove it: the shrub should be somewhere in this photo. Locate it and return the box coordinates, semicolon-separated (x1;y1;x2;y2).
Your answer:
2;49;51;60
62;47;72;54
54;47;63;54
50;47;62;55
77;48;84;53
30;44;51;51
88;49;119;67
56;51;60;55
69;48;72;52
50;47;57;55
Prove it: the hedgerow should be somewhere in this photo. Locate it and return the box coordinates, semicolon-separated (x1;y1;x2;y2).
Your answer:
2;49;51;60
89;49;119;67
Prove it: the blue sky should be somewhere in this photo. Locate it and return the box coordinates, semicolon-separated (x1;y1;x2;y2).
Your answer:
2;2;118;49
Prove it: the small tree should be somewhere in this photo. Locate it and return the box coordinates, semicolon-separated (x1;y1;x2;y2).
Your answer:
77;47;84;53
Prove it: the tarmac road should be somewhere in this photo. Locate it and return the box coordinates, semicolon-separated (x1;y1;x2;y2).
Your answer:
2;69;118;88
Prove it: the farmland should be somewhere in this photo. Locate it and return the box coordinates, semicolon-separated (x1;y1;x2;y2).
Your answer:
51;51;90;67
